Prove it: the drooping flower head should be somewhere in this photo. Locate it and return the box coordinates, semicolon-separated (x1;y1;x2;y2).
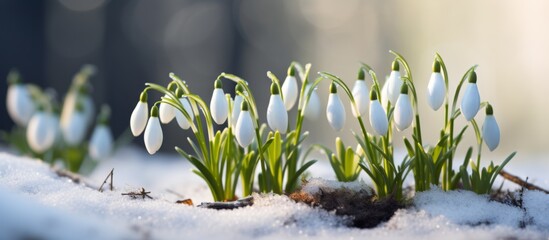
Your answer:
267;82;288;133
26;106;58;154
144;105;163;154
482;104;500;151
369;89;388;136
62;100;88;146
427;60;445;111
89;106;114;160
387;60;402;105
326;82;346;131
394;83;414;131
460;70;481;121
281;65;298;111
130;91;148;136
231;84;245;128
6;70;36;126
351;69;369;117
303;84;321;120
235;100;255;148
159;85;177;124
175;88;194;130
210;79;229;125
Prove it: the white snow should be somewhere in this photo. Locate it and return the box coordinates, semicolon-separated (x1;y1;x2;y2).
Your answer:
1;148;549;239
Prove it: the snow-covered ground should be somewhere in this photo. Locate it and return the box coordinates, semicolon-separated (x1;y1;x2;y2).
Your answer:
1;147;549;240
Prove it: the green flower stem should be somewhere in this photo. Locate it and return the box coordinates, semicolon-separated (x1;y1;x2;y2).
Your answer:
434;53;452;190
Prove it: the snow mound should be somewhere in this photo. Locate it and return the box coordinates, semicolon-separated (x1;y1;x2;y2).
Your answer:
301;177;371;195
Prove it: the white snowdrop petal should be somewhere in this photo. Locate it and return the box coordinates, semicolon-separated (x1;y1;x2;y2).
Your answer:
381;80;390;110
175;97;194;130
394;94;414;131
210;88;228;125
351;80;369;117
159;95;176;124
483;115;500;151
27;112;57;153
89;125;114;159
460;83;480;121
304;85;321;120
281;76;298;110
144;117;163;154
326;93;346;131
369;100;388;136
267;95;288;133
62;112;87;146
82;95;95;127
7;84;35;126
387;71;402;104
60;91;76;129
231;95;244;128
236;111;255;148
427;72;446;111
130;102;148;136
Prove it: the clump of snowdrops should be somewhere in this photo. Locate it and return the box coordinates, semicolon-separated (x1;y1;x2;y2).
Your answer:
132;51;515;202
3;65;115;173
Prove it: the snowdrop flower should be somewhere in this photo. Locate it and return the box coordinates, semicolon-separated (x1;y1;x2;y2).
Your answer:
351;69;369;117
303;84;321;120
267;83;288;133
369;89;388;136
26;109;58;153
144;106;163;154
460;71;480;121
281;65;298;110
394;84;414;131
130;92;148;136
159;92;176;124
6;71;35;126
175;90;194;130
89;109;113;160
60;85;94;131
210;79;229;125
235;100;255;148
326;83;345;131
427;60;445;111
62;102;88;146
387;60;402;104
231;84;245;128
482;104;500;151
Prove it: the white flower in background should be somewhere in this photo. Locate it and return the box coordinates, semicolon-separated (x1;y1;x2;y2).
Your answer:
231;84;245;128
351;70;369;117
130;92;148;136
6;71;35;126
394;83;414;131
303;84;321;120
387;60;402;105
210;79;229;125
235;100;255;148
267;83;288;133
482;104;500;151
89;124;113;160
175;96;194;130
326;83;346;131
144;106;163;154
159;94;176;124
427;61;446;111
61;102;87;146
26;110;58;153
60;85;94;131
460;71;480;121
369;89;388;136
281;65;298;110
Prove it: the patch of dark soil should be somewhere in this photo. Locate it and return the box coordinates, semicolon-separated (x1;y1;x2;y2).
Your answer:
289;186;404;228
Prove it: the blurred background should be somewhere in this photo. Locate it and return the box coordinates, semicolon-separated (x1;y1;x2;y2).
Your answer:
1;0;548;160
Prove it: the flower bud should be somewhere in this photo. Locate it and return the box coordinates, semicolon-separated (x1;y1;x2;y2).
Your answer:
6;70;35;126
281;65;298;110
326;83;345;131
210;79;229;125
235;101;255;148
351;69;369;117
144;106;163;154
26;110;58;153
175;88;194;130
231;86;244;128
89;125;113;160
394;84;413;131
159;94;176;124
460;71;480;121
303;84;321;120
369;89;388;136
427;60;445;111
61;101;87;146
130;92;149;136
482;104;500;151
267;83;288;133
387;60;402;104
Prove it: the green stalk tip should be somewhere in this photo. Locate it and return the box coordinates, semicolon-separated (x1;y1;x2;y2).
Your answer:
370;89;378;100
330;82;337;93
270;82;280;95
486;104;493;115
151;105;159;117
433;60;441;73
214;79;223;89
235;83;245;93
288;64;296;76
392;60;400;71
241;100;249;111
139;91;148;102
468;71;477;83
176;87;184;98
400;83;409;94
7;69;21;85
357;68;365;80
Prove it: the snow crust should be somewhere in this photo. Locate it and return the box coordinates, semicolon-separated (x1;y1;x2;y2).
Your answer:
1;149;549;239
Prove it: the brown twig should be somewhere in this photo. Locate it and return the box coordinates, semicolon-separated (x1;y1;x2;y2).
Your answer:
122;188;153;200
53;167;95;189
499;170;549;194
98;168;114;192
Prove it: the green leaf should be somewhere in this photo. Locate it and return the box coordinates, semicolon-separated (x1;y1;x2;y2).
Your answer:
285;160;317;193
